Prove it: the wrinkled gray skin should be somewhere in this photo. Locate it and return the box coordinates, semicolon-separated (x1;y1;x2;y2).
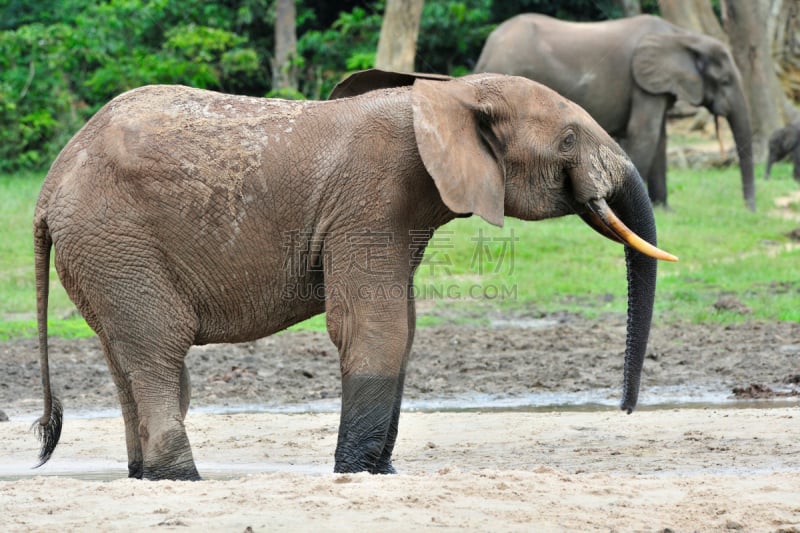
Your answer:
475;14;756;211
765;118;800;182
33;69;669;480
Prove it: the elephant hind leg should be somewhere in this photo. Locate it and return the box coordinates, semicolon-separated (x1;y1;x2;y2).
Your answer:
56;248;199;479
120;335;199;481
62;288;145;478
94;288;199;479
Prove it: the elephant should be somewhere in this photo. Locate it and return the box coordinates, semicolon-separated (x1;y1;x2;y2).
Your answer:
474;13;756;211
31;68;677;481
765;118;800;182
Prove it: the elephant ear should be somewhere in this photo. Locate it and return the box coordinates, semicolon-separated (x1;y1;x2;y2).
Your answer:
328;68;452;99
632;32;704;105
411;78;505;227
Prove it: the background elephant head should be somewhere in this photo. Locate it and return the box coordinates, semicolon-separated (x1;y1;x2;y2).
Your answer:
765;118;800;181
632;26;755;208
474;14;756;211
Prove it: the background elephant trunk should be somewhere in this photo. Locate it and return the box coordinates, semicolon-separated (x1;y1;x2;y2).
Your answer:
765;154;776;180
612;170;659;413
726;88;756;210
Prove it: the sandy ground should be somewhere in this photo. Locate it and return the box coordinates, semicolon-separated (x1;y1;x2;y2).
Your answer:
1;315;799;532
1;408;800;531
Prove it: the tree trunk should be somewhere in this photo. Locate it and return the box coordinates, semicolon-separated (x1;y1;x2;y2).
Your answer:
659;0;728;44
375;0;424;72
722;0;783;161
614;0;641;17
272;0;298;92
769;0;800;122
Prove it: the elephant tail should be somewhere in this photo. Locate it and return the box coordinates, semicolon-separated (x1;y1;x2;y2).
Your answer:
31;217;62;467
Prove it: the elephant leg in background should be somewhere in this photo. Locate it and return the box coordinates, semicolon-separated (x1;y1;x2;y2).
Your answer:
179;363;191;420
98;333;144;478
326;264;413;474
621;90;671;207
649;120;668;207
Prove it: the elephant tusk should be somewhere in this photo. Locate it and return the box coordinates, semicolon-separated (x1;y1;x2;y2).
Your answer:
715;115;725;157
586;199;679;262
580;211;625;245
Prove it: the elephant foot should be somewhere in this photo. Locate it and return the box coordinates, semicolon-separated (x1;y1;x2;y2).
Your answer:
142;460;201;481
139;425;200;480
128;460;143;479
333;454;398;474
370;460;397;475
334;374;399;474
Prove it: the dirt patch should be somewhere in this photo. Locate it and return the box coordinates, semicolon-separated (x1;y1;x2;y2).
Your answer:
1;313;798;415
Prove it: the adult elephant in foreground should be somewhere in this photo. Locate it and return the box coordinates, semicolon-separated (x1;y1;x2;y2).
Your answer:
32;69;676;480
475;14;756;211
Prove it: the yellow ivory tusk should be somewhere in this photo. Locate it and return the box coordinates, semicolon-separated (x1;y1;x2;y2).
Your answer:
587;199;679;262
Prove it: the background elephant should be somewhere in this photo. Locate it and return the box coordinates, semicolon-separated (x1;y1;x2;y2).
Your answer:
765;118;800;182
32;69;675;480
475;14;756;211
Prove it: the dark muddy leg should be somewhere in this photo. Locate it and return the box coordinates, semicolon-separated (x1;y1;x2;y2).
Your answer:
335;374;402;473
326;281;410;474
369;297;416;474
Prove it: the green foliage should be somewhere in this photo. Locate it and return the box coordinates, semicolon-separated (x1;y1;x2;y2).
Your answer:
0;22;87;172
0;0;266;172
297;5;383;99
416;0;493;74
490;0;658;22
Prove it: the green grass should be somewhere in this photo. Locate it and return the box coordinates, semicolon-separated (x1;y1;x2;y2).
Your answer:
1;162;798;339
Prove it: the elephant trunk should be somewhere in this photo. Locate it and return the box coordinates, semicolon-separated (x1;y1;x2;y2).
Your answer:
765;149;778;180
611;170;659;413
726;88;756;210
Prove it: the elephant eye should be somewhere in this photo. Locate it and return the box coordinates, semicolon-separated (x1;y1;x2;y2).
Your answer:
560;131;576;152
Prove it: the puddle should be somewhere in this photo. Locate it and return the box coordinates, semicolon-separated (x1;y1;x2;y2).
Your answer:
183;386;798;417
0;461;328;482
4;383;797;422
489;317;562;329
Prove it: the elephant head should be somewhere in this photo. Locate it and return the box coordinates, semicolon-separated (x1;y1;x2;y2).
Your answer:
332;69;677;412
632;30;756;210
766;119;800;181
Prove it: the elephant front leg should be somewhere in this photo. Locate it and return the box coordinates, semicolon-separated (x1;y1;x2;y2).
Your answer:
368;297;416;474
366;370;405;474
326;282;412;474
